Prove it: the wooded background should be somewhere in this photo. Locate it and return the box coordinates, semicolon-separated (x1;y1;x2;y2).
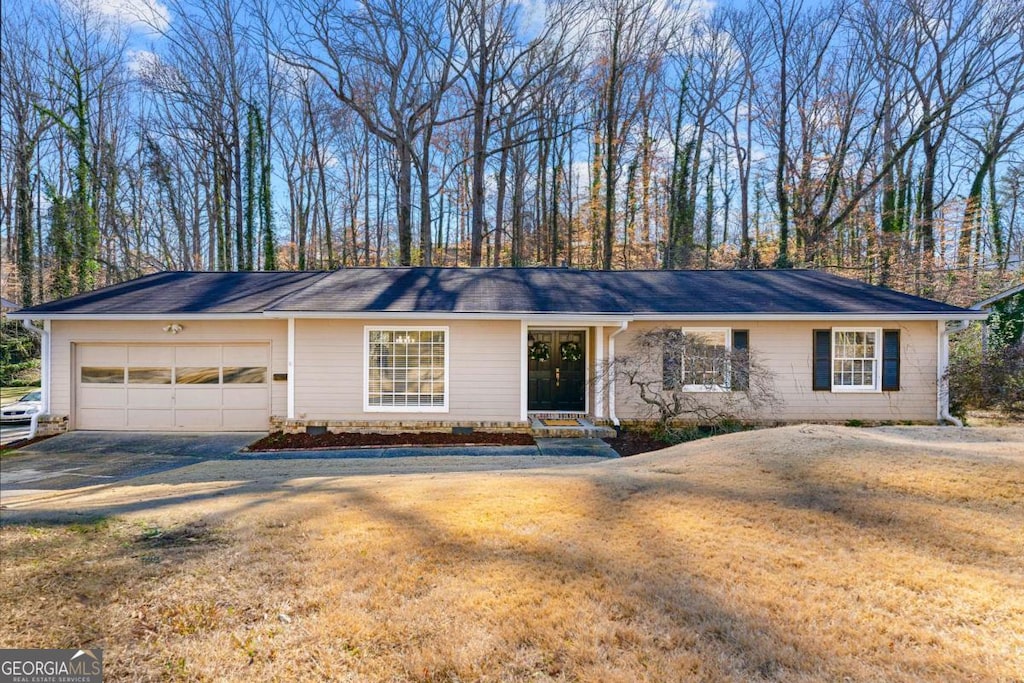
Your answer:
2;0;1022;308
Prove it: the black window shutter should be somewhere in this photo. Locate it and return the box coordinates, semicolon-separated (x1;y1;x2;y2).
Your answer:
813;329;832;391
732;330;749;391
662;330;681;390
882;329;901;391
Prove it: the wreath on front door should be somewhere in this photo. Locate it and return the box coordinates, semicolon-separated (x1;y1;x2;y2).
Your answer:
560;341;583;363
529;341;551;362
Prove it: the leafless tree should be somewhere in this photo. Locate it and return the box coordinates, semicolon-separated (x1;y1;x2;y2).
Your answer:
607;327;780;433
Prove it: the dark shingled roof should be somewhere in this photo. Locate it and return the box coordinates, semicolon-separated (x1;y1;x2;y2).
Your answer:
14;267;976;316
16;271;329;315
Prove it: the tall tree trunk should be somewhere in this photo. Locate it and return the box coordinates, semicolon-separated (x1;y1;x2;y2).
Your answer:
469;7;489;267
958;153;994;269
397;142;413;265
602;20;621;271
493;143;509;267
703;160;714;269
14;137;35;305
419;132;433;265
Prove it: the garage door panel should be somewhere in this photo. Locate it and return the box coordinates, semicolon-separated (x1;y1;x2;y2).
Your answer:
78;408;126;429
176;346;221;365
128;409;175;429
222;410;268;430
174;409;223;428
128;345;175;365
229;346;269;365
223;387;268;409
173;388;224;410
126;387;174;409
78;386;126;408
79;345;127;365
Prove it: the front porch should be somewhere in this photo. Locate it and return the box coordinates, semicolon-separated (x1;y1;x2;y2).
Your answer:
521;320;629;430
528;414;617;439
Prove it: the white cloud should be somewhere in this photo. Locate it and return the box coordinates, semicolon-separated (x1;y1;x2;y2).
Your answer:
84;0;171;33
515;0;548;39
126;48;160;74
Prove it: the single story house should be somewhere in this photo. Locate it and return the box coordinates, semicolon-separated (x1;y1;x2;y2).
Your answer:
9;267;984;435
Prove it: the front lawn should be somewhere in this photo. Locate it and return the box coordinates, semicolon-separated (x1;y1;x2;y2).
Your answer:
2;425;1022;682
0;385;39;404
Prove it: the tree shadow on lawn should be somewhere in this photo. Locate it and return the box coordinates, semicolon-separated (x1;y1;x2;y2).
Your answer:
544;467;1021;680
616;436;1024;576
2;450;1020;681
296;481;830;681
0;513;231;652
3;470;824;680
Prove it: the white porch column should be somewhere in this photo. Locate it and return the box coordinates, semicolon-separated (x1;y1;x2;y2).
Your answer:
287;317;296;419
520;319;529;421
594;326;605;418
608;321;630;426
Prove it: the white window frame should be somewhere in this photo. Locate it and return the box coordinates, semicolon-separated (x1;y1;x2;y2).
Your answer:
831;327;882;393
364;326;450;413
679;327;732;392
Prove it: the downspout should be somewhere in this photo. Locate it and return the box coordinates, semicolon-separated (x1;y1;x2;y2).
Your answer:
938;319;970;427
607;320;630;427
21;319;50;440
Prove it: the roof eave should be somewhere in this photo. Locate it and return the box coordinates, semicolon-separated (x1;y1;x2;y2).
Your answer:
6;312;268;321
8;310;987;321
972;282;1024;309
631;311;987;321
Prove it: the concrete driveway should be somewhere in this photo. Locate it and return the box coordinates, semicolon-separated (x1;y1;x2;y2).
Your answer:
0;423;32;447
0;432;262;503
0;433;618;505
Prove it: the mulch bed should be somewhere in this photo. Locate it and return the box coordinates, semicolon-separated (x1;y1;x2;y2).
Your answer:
603;431;674;457
247;431;536;451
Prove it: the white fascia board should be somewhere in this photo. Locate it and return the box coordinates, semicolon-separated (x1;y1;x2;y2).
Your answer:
6;312;267;321
267;310;985;322
10;310;985;322
264;311;633;324
632;312;988;321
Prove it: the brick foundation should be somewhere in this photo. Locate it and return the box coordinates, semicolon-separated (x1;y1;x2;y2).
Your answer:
269;416;532;435
34;414;69;436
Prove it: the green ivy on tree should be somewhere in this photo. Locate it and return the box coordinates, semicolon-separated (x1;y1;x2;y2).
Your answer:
0;320;41;386
986;292;1024;349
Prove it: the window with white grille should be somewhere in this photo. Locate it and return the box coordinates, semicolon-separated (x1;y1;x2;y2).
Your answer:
366;328;448;410
831;329;880;391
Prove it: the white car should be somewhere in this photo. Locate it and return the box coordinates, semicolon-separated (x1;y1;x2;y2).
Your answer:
0;390;42;423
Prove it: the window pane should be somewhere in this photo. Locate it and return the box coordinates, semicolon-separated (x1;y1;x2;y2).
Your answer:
367;329;446;408
832;330;877;388
176;367;220;384
223;367;266;384
680;330;728;388
82;367;124;384
128;367;172;384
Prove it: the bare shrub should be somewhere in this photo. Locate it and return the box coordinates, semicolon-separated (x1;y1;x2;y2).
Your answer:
949;343;1024;417
607;328;780;436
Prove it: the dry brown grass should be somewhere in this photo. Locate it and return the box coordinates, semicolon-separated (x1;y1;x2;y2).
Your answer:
2;425;1023;682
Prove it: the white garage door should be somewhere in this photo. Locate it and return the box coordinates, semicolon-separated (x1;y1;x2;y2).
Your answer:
76;344;270;431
